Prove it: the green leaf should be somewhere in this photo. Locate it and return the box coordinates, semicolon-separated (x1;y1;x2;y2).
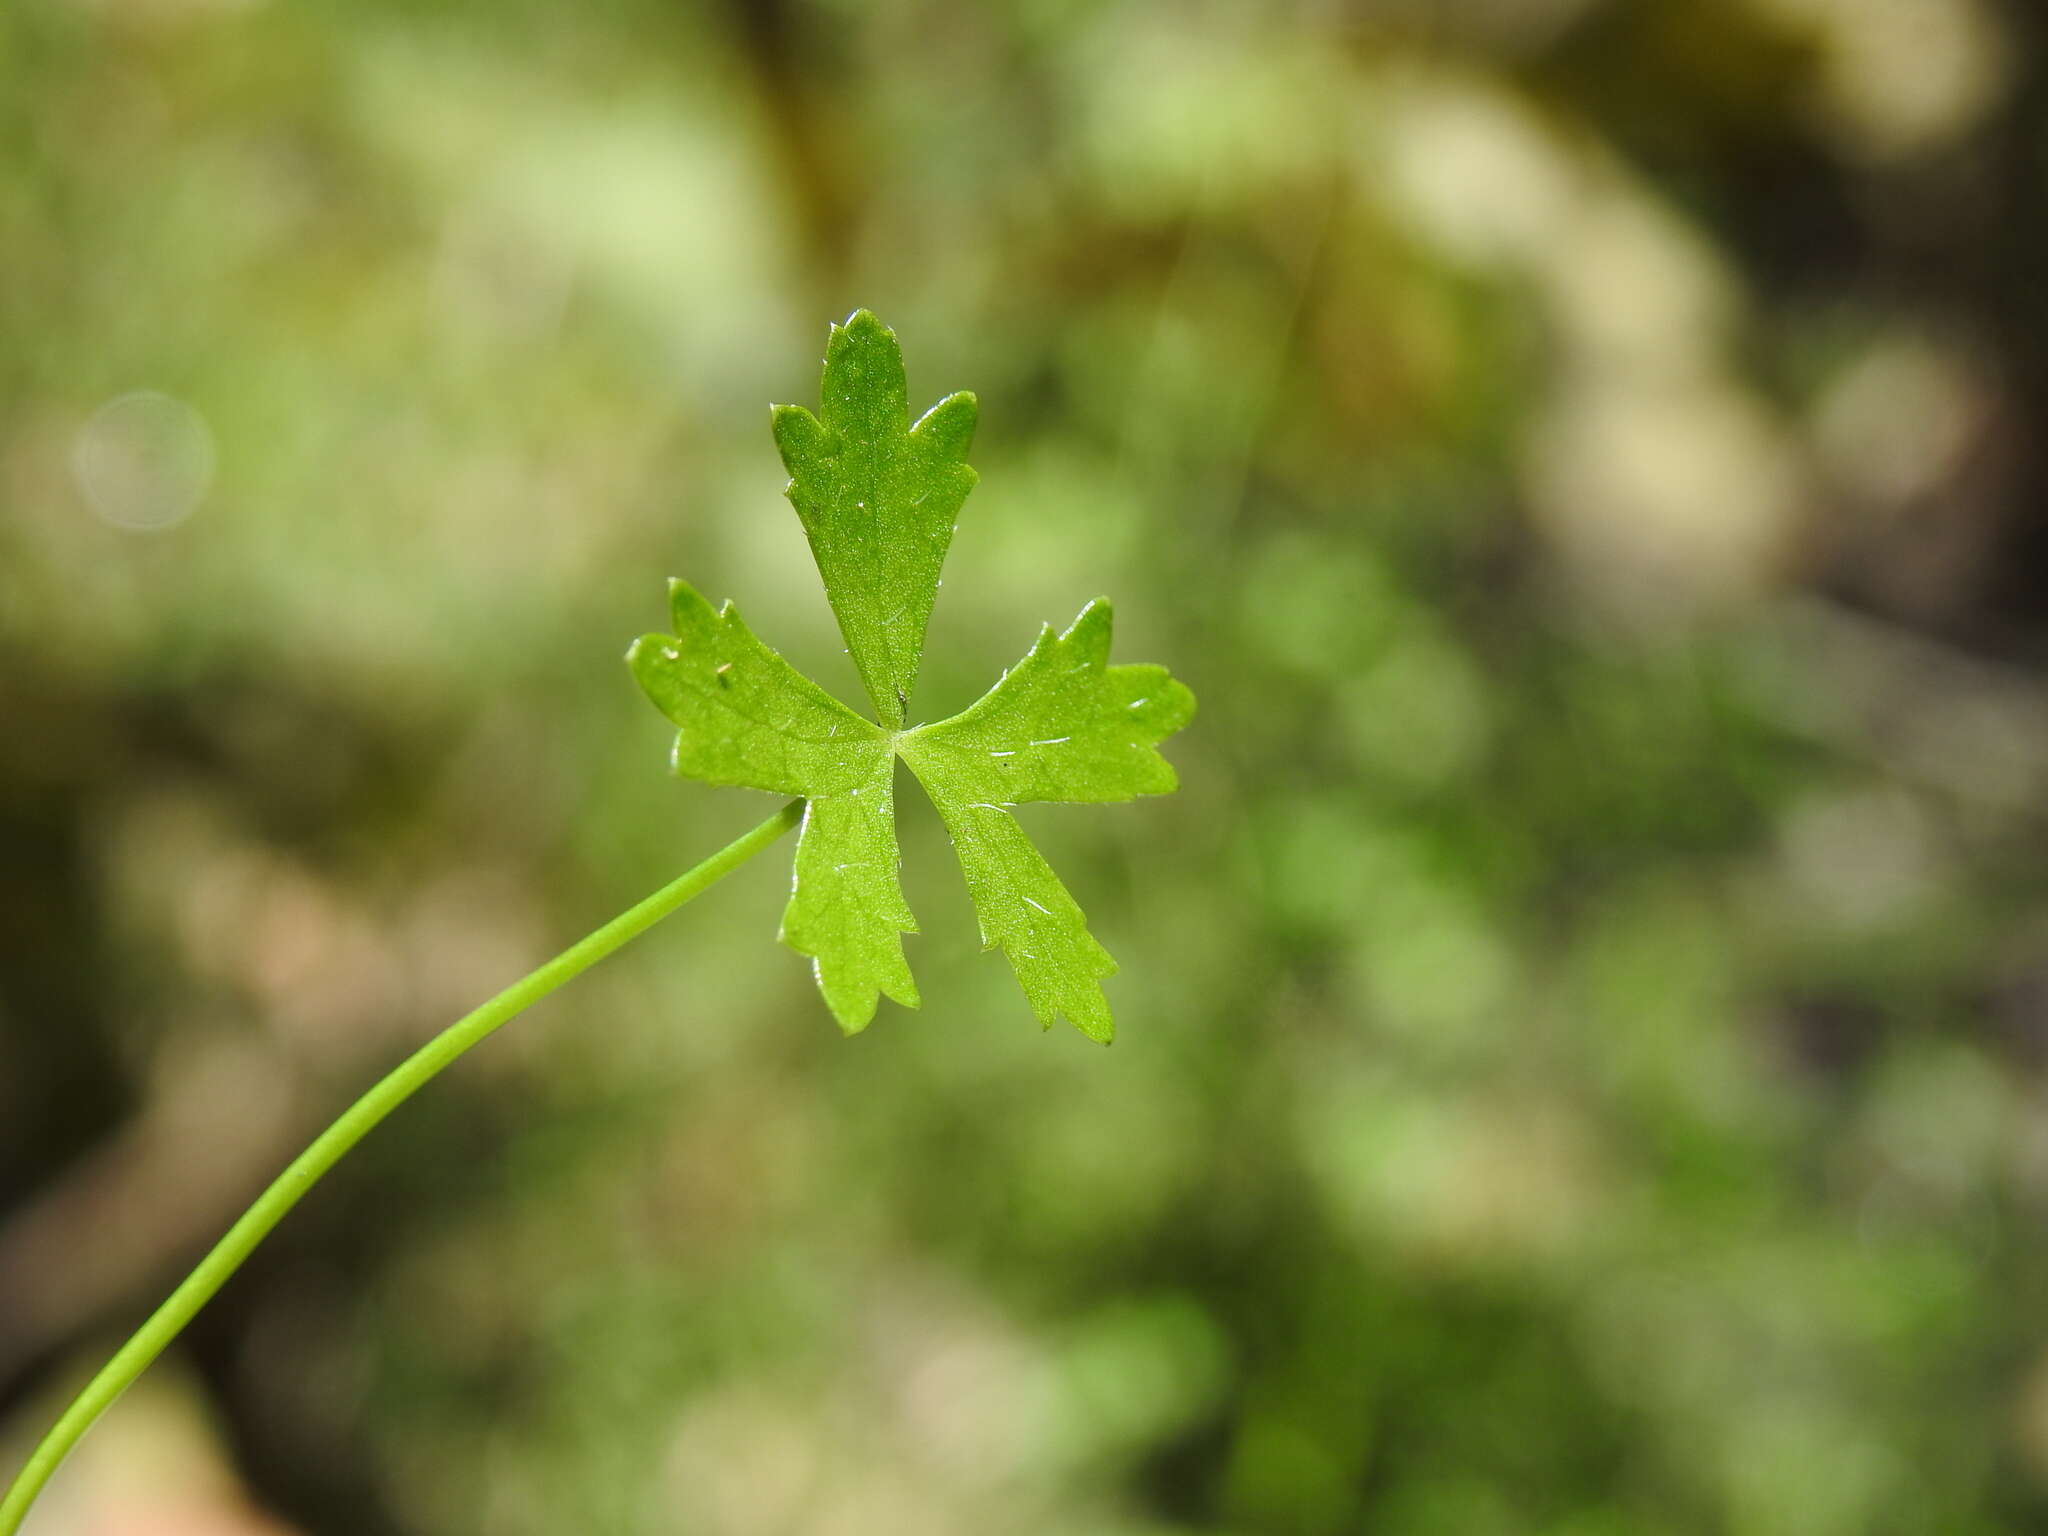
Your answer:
782;759;921;1033
628;580;917;1033
913;794;1118;1042
631;312;1192;1040
771;309;978;728
899;601;1196;1042
899;599;1194;805
628;579;883;795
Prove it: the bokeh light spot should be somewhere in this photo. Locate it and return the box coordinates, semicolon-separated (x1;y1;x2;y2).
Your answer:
70;390;214;532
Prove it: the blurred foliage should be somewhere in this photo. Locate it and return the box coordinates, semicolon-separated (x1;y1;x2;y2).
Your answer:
6;0;2048;1533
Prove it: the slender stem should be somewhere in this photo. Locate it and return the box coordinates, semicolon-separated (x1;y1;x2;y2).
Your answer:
0;799;804;1535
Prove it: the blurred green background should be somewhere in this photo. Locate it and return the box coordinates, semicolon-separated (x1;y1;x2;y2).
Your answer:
5;0;2048;1532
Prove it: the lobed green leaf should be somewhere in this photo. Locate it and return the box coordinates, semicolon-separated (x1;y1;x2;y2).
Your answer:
781;759;921;1035
899;600;1195;804
771;309;978;728
628;580;917;1034
913;793;1118;1043
633;313;1191;1040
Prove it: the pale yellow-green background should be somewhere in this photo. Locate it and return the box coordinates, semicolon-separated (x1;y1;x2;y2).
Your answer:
4;1;2046;1532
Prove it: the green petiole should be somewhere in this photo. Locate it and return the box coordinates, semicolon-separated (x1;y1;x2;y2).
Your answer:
0;798;804;1535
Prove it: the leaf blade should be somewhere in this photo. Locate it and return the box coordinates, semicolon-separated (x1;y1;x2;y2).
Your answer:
912;791;1117;1043
629;580;918;1029
634;314;1189;1039
772;310;978;727
781;760;921;1035
901;600;1195;804
899;601;1194;1040
627;579;884;795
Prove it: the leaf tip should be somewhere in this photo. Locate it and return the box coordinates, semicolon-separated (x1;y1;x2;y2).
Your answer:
1072;596;1114;633
910;389;979;461
1057;598;1115;667
837;307;893;341
667;577;716;633
813;957;879;1036
826;310;904;379
815;961;923;1037
625;631;689;720
770;401;826;465
1071;1001;1116;1045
